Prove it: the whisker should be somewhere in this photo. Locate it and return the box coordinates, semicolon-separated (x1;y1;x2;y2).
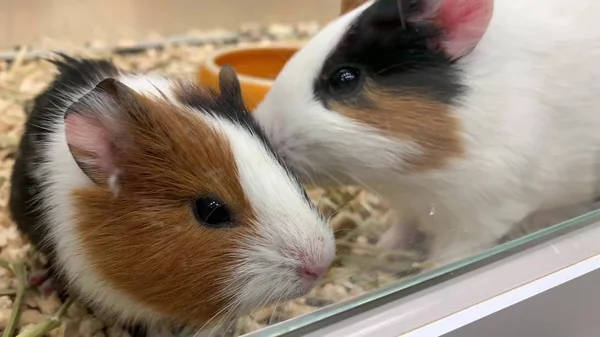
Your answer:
196;300;237;334
397;0;407;29
268;298;283;325
204;301;239;337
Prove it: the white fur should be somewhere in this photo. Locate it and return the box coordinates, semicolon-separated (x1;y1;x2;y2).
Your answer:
34;71;335;326
210;115;335;315
254;0;600;265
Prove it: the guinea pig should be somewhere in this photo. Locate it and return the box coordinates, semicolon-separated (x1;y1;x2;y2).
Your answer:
8;54;335;334
253;0;600;266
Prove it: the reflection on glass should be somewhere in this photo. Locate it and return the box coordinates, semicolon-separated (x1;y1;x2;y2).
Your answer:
207;187;599;337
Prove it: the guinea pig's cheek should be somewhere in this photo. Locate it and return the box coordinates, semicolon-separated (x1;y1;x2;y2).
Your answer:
329;90;465;173
70;192;253;324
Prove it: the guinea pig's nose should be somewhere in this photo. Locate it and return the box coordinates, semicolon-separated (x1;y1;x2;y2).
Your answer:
296;263;328;281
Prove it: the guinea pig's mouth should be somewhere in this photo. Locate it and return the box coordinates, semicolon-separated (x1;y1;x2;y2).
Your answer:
223;264;321;319
282;269;323;299
230;239;334;313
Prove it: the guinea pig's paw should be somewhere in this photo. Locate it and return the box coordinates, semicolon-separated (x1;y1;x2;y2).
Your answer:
27;268;56;296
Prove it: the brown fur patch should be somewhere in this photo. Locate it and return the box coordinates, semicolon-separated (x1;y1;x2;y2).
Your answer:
330;82;464;172
70;84;257;325
340;0;370;15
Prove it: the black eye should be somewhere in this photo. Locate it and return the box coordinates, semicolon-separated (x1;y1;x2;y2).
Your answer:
328;66;362;96
192;197;232;228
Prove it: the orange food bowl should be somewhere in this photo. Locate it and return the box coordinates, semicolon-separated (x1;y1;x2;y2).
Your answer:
198;45;300;111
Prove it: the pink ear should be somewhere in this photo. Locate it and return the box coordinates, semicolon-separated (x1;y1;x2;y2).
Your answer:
420;0;494;60
65;111;118;176
64;78;139;186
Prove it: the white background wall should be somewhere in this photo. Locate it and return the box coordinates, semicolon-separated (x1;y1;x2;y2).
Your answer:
0;0;339;49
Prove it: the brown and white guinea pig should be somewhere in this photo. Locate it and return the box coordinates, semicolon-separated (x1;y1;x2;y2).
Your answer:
8;54;335;333
253;0;600;265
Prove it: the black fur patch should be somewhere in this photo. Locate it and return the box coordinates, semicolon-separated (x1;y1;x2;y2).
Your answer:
10;54;118;250
314;0;466;107
9;53;120;302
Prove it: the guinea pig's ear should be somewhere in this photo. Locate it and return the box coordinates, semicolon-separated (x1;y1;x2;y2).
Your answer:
413;0;493;60
340;0;370;15
218;64;246;113
63;78;142;188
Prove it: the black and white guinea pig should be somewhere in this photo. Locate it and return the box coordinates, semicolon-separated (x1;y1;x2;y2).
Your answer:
254;0;600;265
8;54;335;332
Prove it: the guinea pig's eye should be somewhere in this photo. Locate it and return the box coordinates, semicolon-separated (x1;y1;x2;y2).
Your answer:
328;66;362;96
192;197;233;228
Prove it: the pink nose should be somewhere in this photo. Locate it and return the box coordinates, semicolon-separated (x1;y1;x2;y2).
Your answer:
297;264;328;281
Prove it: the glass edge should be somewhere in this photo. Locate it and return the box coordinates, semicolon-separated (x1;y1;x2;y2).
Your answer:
248;208;600;336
